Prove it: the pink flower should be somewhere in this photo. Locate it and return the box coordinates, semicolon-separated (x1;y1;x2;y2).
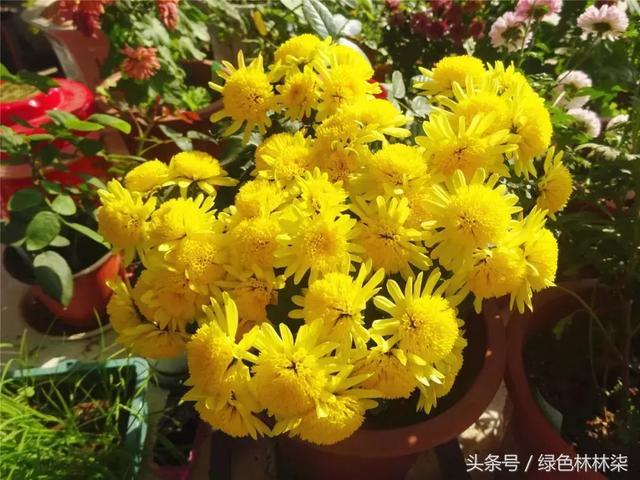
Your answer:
489;11;531;52
577;4;628;41
606;113;628;130
157;0;179;30
553;70;592;109
568;108;601;138
515;0;562;25
385;0;401;10
55;0;113;38
120;46;161;81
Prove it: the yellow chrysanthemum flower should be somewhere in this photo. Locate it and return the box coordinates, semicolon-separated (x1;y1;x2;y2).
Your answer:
254;131;312;185
427;169;521;269
133;268;208;333
276;212;361;284
353;143;428;198
218;269;283;324
228;215;281;271
276;67;319;121
234;179;287;218
107;279;143;334
251;320;337;418
147;195;215;248
417;112;515;179
315;64;379;120
167;151;237;196
537;148;573;219
210;51;275;143
415;55;485;97
273;34;330;71
325;44;374;80
344;97;411;140
97;179;156;264
294;168;348;217
509;91;552;177
124;159;169;193
290;261;385;343
373;270;463;364
120;325;187;359
486;61;534;97
351;196;432;278
404;182;438;229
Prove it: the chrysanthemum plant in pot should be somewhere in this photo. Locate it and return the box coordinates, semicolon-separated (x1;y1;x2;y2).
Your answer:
0;109;131;330
96;34;569;479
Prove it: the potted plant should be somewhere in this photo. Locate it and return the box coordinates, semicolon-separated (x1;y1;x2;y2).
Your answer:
0;355;149;479
0;109;131;330
503;2;639;475
94;29;570;478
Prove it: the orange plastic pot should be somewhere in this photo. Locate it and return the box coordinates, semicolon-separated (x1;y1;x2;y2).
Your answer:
504;281;604;480
32;253;122;330
277;302;507;480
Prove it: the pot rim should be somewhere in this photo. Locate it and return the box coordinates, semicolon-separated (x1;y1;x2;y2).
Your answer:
72;251;116;278
305;299;507;458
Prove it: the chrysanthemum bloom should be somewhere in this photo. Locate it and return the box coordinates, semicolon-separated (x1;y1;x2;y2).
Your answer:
415;55;486;97
228;216;281;271
536;148;573;219
97;180;156;264
124;160;169;193
276;67;319;121
607;113;629;130
325;44;374;80
156;0;179;30
417;112;516;179
553;70;592;109
54;0;112;37
509;92;553;177
486;61;535;97
417;335;466;412
489;11;532;52
577;4;629;41
254;132;312;185
315;63;379;120
272;34;330;75
290;261;384;343
427;170;521;269
218;270;281;324
234;179;287;218
568;107;601;138
515;0;562;25
166;151;237;196
251;320;336;418
344;97;411;140
294;168;349;218
351;196;432;278
147;195;216;247
121;46;161;81
210;51;276;143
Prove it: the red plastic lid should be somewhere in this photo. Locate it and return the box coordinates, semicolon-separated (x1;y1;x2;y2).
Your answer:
0;78;94;134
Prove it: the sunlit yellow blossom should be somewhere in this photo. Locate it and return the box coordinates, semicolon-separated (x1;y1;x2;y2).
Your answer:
277;67;319;121
167;151;237;195
290;261;384;343
276;211;361;284
252;320;337;418
352;196;432;278
315;64;379;120
218;269;283;323
147;195;215;247
404;182;437;229
107;279;143;334
486;61;534;97
273;34;329;70
133;268;208;332
417;112;515;179
415;55;485;97
537;148;573;219
344;97;411;140
325;44;374;80
294;168;348;217
373;270;464;364
427;169;521;269
234;179;287;218
228;216;281;271
509;91;552;177
97;179;156;264
124;159;169;193
254;132;312;185
210;51;275;143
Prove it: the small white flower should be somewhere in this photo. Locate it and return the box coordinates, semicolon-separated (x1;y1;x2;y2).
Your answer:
577;4;629;41
553;70;592;109
568;108;602;138
606;113;629;130
489;11;532;52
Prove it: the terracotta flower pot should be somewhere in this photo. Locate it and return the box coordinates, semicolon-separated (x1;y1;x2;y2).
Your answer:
32;253;122;330
504;281;605;480
278;302;507;480
152;421;208;480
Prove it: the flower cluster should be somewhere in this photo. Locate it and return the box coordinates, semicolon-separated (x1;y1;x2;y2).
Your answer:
490;0;562;52
98;35;569;445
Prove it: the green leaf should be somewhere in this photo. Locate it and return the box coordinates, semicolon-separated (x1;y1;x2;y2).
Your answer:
8;189;43;211
50;195;77;216
62;220;108;247
41;180;63;195
534;388;563;432
302;0;337;38
87;114;132;134
0;63;18;82
26;211;61;251
49;236;71;247
391;71;405;99
158;124;193;151
26;133;55;142
82;176;107;190
33;251;73;306
47;110;104;132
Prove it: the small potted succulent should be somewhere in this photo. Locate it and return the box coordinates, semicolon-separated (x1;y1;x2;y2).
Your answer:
0;109;131;330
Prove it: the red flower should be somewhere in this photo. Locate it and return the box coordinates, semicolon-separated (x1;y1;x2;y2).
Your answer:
54;0;112;38
157;0;179;30
429;0;452;15
425;19;448;40
120;46;161;81
449;22;466;45
469;18;485;40
388;10;406;28
410;11;431;37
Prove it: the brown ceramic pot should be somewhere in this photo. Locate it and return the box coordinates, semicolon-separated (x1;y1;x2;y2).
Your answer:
278;301;507;480
504;281;605;480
